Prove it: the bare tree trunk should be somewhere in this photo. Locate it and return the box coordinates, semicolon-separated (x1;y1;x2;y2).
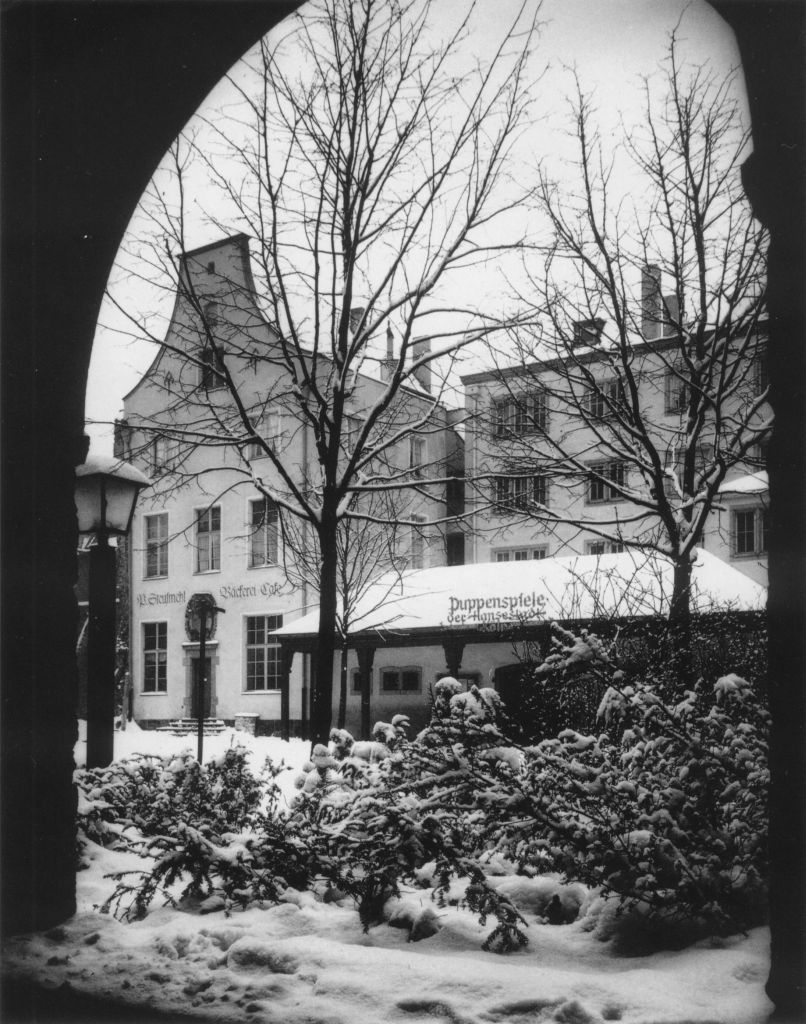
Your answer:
338;642;348;730
312;517;339;746
669;559;693;689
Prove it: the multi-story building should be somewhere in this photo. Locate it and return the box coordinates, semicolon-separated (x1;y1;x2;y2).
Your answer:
116;234;463;733
461;268;770;587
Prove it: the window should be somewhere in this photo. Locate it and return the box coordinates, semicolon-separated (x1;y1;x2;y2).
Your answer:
144;513;169;578
248;409;281;460
446;532;465;566
446;477;464;517
495;547;547;562
494;392;548;437
195;506;221;572
245;614;283;691
409;516;425;569
380;667;422;693
200;345;225;390
493;475;548;513
573;318;605;347
585;539;625;555
150;436;168;474
409;436;426;478
664;366;686;414
249;497;279;567
733;508;768;557
586;461;626;504
589;379;621;419
143;622;167;693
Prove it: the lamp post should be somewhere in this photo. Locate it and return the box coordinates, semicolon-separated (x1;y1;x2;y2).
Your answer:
185;593;224;762
75;454;150;769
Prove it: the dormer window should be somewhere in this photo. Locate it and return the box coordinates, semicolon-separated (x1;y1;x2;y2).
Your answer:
572;318;605;347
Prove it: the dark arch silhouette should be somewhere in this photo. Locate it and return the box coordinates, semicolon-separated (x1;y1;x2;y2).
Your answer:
1;1;803;1019
1;0;299;941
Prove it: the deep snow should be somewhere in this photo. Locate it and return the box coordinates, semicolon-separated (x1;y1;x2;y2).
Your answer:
1;723;774;1024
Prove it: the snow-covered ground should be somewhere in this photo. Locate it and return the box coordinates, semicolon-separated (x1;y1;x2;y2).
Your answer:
2;724;774;1024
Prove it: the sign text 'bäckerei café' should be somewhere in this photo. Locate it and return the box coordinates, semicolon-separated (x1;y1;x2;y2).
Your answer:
136;581;288;608
445;591;547;626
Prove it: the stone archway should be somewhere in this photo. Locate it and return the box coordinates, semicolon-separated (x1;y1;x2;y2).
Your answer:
2;4;804;1017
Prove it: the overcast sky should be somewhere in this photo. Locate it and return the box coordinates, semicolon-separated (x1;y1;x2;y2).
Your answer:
85;0;746;455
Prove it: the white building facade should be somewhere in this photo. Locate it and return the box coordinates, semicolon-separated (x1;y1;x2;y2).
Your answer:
117;235;463;733
461;282;769;588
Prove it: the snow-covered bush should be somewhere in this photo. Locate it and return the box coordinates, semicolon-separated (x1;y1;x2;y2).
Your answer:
75;745;268;849
87;645;768;954
498;628;770;946
97;752;315;921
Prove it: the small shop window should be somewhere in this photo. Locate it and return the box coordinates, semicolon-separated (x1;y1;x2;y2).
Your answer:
380;667;422;693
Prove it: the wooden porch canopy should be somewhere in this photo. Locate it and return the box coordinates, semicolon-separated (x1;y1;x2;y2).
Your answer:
271;549;766;739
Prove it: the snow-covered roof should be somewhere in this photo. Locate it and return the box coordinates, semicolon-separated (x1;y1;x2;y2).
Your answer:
718;471;768;495
274;548;766;641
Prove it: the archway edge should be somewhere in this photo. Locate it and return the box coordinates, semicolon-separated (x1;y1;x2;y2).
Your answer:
1;0;300;937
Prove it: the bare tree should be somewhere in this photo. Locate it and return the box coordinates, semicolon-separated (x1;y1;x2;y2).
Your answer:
470;38;769;670
275;487;409;734
112;0;538;743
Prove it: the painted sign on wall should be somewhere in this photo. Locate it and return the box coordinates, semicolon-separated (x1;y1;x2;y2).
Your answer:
446;591;547;625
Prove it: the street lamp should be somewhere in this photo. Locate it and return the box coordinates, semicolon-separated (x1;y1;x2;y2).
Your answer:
185;593;225;763
75;454;150;768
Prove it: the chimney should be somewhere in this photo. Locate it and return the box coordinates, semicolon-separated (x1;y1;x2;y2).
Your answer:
642;265;663;340
411;337;432;393
571;318;605;348
381;324;396;382
662;292;680;333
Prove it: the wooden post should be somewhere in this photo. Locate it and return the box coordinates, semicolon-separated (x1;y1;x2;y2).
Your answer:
280;645;294;741
301;652;309;741
442;639;465;678
357;645;376;739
